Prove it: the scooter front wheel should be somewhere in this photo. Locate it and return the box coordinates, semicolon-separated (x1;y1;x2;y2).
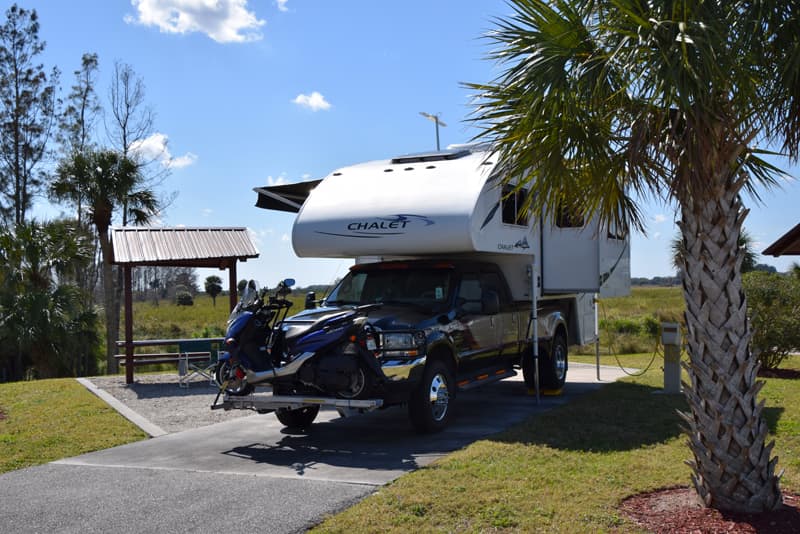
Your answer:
215;361;254;396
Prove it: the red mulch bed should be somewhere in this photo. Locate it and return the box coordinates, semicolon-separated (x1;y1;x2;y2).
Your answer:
620;487;800;533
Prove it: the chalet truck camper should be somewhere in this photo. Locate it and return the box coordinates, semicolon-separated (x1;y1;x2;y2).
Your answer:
212;147;630;433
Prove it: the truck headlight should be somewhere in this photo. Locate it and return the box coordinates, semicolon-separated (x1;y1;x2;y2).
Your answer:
381;332;424;358
382;332;415;350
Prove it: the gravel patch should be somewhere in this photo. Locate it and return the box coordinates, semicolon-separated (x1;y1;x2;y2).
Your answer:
86;373;256;433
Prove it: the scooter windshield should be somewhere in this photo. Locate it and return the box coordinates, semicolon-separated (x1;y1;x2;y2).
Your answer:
228;280;261;323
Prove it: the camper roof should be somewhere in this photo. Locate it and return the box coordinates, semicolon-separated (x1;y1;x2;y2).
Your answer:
390;148;471;164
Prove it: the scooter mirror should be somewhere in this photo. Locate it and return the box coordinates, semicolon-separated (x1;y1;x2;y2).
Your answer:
283;278;295;287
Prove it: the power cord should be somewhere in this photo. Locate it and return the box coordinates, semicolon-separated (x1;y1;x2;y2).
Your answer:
597;300;661;377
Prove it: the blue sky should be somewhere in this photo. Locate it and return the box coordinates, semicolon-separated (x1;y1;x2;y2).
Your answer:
11;0;800;287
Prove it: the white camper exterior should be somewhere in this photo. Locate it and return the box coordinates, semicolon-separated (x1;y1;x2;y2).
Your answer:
266;148;630;304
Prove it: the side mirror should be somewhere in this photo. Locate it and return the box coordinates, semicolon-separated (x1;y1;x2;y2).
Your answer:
305;291;317;310
481;290;500;315
277;278;295;296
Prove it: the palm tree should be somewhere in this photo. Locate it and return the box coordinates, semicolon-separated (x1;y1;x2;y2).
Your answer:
204;275;223;307
52;149;158;373
468;0;799;512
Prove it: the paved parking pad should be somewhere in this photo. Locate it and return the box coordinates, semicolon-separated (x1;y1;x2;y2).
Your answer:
0;363;629;533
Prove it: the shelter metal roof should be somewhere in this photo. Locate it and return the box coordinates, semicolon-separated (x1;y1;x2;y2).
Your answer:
762;223;800;256
111;227;259;267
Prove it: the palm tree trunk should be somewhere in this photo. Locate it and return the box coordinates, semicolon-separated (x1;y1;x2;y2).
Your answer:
98;230;119;374
678;187;782;512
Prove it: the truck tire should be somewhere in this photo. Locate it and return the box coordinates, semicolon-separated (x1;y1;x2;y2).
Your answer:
408;360;454;433
539;333;568;390
522;333;568;391
275;405;320;429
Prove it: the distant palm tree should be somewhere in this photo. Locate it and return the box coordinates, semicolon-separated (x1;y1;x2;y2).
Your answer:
204;275;223;307
468;0;799;512
672;230;758;276
52;149;158;373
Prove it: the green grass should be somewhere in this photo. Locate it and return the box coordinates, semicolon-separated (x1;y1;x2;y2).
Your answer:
311;354;800;533
0;378;147;474
125;292;308;340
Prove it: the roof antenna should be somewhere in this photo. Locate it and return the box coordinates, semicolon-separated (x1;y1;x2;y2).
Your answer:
419;112;446;151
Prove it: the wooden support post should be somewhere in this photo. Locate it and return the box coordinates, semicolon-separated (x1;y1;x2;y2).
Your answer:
124;266;134;385
229;261;238;312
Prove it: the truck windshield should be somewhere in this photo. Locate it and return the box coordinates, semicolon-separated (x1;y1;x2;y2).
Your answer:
326;268;453;310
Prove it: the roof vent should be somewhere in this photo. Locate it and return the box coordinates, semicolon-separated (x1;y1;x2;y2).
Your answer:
391;148;471;165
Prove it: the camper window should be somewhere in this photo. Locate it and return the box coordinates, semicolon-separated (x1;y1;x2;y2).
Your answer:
501;185;529;226
555;203;585;228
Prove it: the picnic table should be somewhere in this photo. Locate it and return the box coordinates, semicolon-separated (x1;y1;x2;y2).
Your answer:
115;337;224;387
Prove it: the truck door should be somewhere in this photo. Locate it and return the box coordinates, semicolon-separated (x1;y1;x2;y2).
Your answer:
453;271;504;376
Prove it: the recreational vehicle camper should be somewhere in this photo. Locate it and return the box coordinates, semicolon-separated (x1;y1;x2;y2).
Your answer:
215;147;630;433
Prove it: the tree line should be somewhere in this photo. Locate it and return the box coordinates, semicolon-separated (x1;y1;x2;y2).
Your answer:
0;4;189;381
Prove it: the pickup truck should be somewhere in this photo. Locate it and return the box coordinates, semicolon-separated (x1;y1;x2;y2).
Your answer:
282;258;571;432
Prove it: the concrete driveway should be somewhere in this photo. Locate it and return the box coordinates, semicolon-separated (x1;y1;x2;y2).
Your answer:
0;363;629;533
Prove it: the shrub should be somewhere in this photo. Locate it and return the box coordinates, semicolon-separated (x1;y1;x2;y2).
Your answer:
175;291;194;306
600;317;644;335
642;315;661;339
742;271;800;370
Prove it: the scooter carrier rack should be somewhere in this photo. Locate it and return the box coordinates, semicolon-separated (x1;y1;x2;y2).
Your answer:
211;392;384;413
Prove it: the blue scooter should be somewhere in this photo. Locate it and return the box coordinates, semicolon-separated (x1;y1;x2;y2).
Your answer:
214;279;383;427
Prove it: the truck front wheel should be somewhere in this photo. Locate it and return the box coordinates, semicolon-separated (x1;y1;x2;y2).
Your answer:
408;360;454;433
523;333;568;391
540;333;568;390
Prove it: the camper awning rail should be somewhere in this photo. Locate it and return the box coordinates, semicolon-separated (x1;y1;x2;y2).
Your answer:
253;179;322;213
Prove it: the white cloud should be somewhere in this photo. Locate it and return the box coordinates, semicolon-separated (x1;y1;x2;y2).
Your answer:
127;0;265;44
266;173;289;186
293;91;331;112
276;0;289;12
129;132;198;169
654;232;662;240
281;233;290;242
653;214;667;224
201;208;213;217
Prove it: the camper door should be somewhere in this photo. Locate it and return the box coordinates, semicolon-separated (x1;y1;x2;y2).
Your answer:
541;213;600;294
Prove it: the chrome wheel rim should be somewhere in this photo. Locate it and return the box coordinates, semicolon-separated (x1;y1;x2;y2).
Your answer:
428;373;450;422
553;343;567;381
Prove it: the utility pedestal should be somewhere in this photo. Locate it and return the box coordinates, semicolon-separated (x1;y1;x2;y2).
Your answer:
660;322;682;394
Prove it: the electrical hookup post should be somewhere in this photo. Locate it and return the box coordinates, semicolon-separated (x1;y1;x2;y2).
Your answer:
658;322;682;394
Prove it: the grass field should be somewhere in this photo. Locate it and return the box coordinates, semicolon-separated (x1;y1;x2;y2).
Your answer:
125;287;682;352
123;292;308;340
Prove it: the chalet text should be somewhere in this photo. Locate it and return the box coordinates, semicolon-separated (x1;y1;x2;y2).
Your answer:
347;220;410;231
